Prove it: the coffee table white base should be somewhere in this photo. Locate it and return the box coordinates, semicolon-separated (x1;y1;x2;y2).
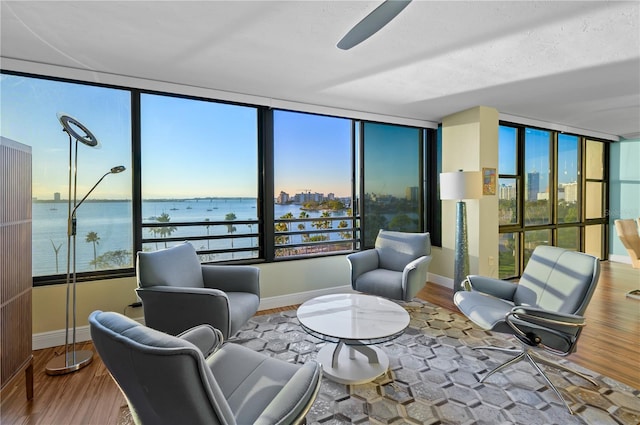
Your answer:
316;342;389;385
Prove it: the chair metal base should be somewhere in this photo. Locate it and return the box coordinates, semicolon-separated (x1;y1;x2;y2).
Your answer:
473;345;597;415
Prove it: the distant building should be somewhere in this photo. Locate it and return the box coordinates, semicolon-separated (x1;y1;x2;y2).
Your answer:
563;182;578;203
293;191;323;204
276;191;289;204
499;184;516;200
527;172;540;201
405;186;419;201
54;192;61;201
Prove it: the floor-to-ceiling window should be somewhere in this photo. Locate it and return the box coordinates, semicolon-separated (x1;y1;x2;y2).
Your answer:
1;71;439;285
0;73;132;283
272;110;354;258
361;122;423;247
498;123;609;278
140;94;259;261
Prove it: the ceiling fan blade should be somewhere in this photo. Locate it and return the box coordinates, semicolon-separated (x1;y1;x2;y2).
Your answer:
337;0;412;50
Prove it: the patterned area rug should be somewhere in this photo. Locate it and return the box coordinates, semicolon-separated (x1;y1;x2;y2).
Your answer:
230;299;640;425
117;298;640;424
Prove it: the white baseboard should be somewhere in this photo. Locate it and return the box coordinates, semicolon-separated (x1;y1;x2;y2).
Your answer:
257;285;356;311
609;254;632;265
32;286;356;350
428;273;454;289
32;316;146;350
33;279;454;350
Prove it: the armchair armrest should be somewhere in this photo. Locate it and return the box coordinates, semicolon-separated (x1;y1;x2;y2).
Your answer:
254;362;322;425
403;255;431;274
201;265;260;296
347;249;380;282
136;286;231;336
402;255;432;300
178;324;224;357
466;275;518;301
510;306;585;327
506;306;585;354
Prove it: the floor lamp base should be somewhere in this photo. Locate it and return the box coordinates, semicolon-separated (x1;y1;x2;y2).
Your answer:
45;350;93;375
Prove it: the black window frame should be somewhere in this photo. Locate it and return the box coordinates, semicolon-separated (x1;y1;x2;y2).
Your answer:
498;121;609;279
2;70;441;286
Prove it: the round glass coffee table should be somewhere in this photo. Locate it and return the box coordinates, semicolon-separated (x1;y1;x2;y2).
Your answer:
297;293;410;384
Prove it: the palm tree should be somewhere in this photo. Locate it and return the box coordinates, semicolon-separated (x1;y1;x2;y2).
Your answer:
85;231;100;269
50;240;63;273
156;212;177;248
247;220;254;248
298;211;309;243
312;211;332;242
204;218;211;249
274;212;294;254
225;212;237;257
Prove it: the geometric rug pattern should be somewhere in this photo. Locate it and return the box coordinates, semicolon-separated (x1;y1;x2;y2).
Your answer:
230;299;640;425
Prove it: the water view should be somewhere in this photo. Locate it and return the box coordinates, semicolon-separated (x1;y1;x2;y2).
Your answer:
32;198;352;276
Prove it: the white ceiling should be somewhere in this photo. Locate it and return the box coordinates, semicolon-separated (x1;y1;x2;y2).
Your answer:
2;1;639;139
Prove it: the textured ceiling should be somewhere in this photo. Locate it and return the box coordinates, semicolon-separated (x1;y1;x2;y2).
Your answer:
1;1;639;138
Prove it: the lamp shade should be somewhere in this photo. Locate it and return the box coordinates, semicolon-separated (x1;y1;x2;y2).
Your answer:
440;170;482;200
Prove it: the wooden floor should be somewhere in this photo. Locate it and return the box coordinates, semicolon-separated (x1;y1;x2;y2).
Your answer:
1;261;638;425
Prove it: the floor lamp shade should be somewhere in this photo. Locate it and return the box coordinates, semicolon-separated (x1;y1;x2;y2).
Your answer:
440;171;482;201
440;170;481;293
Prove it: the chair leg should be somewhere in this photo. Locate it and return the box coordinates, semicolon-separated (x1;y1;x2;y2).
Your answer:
524;351;575;415
479;351;527;383
529;351;598;387
475;345;598;415
472;345;522;355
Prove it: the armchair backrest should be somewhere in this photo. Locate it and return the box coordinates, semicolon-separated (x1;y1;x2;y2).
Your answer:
89;310;235;425
375;230;431;272
514;245;600;315
137;242;204;288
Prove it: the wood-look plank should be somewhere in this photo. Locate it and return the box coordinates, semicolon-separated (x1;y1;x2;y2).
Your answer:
0;261;637;425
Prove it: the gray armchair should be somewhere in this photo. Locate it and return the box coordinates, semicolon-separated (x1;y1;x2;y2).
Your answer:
89;310;322;425
136;242;260;339
347;230;432;301
454;245;600;415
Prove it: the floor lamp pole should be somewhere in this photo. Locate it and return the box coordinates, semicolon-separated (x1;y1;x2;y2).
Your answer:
454;200;469;292
45;114;125;375
46;134;94;375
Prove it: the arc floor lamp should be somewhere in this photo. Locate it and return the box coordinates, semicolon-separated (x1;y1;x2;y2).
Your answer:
440;170;481;293
45;114;125;375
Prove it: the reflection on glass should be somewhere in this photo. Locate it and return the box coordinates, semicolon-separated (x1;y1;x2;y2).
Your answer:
585;182;603;219
1;74;133;276
498;177;518;225
499;233;519;278
557;134;579;223
524;128;551;226
586;140;604;180
524;229;551;265
363;123;421;247
498;125;517;175
273;110;353;257
557;227;580;251
585;224;603;258
141;94;259;259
